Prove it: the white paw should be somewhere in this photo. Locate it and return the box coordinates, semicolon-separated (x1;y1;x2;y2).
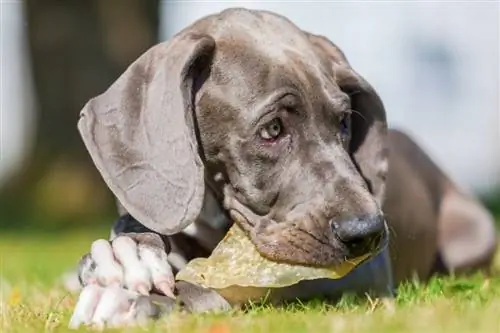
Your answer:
70;233;177;329
78;234;176;298
69;285;173;329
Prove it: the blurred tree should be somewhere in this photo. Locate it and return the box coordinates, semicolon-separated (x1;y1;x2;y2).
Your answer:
0;0;159;230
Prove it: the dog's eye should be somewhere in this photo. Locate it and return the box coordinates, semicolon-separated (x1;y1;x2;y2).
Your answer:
340;114;350;137
259;118;283;141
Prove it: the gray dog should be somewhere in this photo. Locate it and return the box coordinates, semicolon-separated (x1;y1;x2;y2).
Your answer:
68;8;497;328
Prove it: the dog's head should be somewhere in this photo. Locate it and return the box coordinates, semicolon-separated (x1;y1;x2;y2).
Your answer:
78;9;388;267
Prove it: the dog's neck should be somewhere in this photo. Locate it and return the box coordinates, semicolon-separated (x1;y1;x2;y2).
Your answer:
199;168;232;231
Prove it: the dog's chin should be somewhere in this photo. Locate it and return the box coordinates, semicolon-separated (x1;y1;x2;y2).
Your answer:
229;209;386;268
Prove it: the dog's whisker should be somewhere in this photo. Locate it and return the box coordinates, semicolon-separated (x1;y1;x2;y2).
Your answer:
350;108;367;121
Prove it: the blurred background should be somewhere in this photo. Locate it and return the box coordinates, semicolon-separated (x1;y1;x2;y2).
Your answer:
1;0;499;236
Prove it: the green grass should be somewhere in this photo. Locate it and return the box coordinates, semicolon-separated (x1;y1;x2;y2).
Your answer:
1;230;500;333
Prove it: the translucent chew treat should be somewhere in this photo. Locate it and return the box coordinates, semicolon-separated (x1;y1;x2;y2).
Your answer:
176;224;369;305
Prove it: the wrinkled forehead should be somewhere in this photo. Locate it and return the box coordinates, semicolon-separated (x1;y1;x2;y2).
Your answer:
207;36;335;110
195;11;344;121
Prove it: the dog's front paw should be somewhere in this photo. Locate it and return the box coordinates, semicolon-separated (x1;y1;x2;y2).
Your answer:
68;284;174;329
70;231;176;330
68;281;231;329
77;233;176;298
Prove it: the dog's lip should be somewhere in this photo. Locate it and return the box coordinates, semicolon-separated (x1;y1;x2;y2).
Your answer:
225;188;390;266
349;231;388;269
230;206;389;267
228;208;256;231
341;220;389;265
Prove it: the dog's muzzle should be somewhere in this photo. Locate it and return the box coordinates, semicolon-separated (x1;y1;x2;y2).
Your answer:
331;214;388;259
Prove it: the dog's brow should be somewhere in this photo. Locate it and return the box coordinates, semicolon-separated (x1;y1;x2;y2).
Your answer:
327;94;351;114
249;89;297;127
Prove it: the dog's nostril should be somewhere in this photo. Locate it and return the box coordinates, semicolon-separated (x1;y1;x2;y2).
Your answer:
331;214;385;255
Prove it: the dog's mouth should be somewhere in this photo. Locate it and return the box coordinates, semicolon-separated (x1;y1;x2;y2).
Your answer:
341;222;389;261
352;222;389;266
224;191;388;269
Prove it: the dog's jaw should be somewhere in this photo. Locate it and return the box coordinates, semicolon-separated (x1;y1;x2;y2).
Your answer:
223;184;386;268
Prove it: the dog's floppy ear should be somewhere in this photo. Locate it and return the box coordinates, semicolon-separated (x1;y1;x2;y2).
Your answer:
307;33;389;205
78;33;215;235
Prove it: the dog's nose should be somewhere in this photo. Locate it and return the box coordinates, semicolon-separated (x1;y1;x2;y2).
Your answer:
331;214;385;257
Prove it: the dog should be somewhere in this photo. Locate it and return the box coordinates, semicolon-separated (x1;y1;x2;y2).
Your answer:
68;8;497;328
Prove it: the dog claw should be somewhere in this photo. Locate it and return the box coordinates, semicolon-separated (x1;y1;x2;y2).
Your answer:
157;281;176;299
136;284;150;296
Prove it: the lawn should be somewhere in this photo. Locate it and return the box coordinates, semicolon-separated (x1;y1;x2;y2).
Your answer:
1;229;500;333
